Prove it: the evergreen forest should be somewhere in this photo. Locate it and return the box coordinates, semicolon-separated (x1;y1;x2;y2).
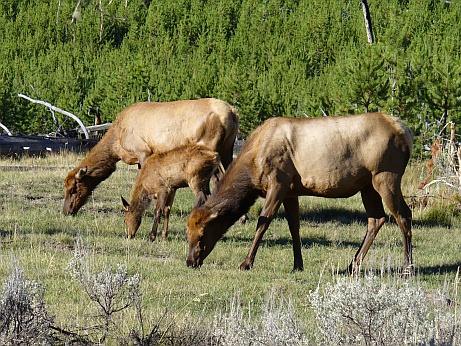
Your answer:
1;0;461;151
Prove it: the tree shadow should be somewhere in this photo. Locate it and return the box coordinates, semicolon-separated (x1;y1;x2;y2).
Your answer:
412;218;454;229
278;207;452;228
333;262;461;277
417;263;461;275
0;229;10;238
93;202;452;229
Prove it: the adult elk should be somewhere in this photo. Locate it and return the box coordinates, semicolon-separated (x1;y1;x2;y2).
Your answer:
186;113;413;274
63;99;238;215
121;144;222;240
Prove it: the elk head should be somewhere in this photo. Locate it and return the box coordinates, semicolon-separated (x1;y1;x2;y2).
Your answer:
63;167;92;215
121;196;142;239
186;207;220;268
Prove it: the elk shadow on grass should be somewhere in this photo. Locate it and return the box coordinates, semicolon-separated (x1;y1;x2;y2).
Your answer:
295;207;367;225
412;218;454;229
219;208;368;249
222;209;366;249
221;234;362;248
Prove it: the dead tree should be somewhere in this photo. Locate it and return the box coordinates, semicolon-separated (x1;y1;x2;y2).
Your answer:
360;0;375;44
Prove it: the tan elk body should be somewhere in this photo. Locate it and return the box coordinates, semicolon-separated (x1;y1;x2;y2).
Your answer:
122;145;221;240
186;113;413;273
63;98;238;215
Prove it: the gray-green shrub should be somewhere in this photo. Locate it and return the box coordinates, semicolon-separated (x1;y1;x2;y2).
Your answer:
309;274;460;345
0;261;56;345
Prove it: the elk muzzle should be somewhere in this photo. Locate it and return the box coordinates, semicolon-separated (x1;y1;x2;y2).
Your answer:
186;244;204;268
62;198;77;216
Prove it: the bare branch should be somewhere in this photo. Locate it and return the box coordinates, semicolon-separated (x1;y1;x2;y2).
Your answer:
0;121;12;136
17;93;89;139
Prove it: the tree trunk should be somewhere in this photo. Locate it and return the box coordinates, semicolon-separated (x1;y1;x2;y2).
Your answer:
99;0;104;43
360;0;375;44
441;104;448;136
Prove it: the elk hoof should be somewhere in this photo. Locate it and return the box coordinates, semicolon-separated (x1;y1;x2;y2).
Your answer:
239;260;253;271
291;266;304;273
401;264;415;277
238;214;249;224
347;262;360;276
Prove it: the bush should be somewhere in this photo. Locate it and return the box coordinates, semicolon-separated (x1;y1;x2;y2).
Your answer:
309;274;460;345
67;239;142;343
0;261;56;345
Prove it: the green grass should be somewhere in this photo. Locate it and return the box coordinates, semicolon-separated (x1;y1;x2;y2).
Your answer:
0;153;460;338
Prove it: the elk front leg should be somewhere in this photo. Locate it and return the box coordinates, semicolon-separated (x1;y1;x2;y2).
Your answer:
240;183;287;270
189;179;211;208
283;197;303;272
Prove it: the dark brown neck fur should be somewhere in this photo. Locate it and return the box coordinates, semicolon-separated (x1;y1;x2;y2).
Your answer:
204;157;259;234
78;129;119;189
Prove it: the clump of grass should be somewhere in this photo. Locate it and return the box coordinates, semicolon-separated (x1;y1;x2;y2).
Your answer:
419;203;459;227
248;200;263;219
309;273;460;345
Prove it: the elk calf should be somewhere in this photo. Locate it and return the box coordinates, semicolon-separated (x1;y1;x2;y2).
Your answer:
122;145;221;240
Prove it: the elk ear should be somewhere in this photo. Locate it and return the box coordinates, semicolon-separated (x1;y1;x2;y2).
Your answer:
206;211;219;222
75;167;88;180
121;196;130;211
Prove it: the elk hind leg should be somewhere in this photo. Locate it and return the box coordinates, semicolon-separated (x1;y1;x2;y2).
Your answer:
373;172;413;274
349;185;386;274
150;192;168;242
283;197;303;272
161;190;176;240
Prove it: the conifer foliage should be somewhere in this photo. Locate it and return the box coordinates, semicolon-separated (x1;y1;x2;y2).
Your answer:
0;0;460;141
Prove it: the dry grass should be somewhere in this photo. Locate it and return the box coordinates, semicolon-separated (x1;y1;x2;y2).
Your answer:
0;152;460;341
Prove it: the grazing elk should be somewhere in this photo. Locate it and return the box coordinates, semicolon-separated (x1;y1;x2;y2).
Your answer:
186;113;413;274
121;145;222;240
63;98;238;215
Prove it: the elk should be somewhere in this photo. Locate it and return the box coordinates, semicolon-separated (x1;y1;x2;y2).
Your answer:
186;113;413;274
63;99;238;215
121;144;222;240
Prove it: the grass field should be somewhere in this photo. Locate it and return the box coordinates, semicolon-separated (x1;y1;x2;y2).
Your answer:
0;153;460;342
